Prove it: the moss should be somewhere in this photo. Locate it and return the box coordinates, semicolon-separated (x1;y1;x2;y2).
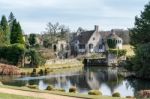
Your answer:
112;92;120;97
46;85;53;91
88;90;102;95
69;87;77;93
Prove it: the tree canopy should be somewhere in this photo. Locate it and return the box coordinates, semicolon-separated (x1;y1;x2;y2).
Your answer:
130;2;150;47
0;15;10;44
129;1;150;79
28;33;36;46
10;19;24;44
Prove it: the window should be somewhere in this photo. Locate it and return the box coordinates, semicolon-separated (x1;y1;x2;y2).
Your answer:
79;44;85;49
99;45;102;49
89;44;93;49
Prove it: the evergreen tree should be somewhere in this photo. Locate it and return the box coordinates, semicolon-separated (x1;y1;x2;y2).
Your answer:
10;19;24;44
8;12;15;32
129;2;150;79
28;33;36;46
130;2;150;47
0;26;5;44
0;15;10;44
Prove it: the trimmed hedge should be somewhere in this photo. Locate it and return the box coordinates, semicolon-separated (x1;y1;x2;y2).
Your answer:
88;90;102;95
0;44;25;65
69;87;77;93
46;85;53;91
112;92;121;97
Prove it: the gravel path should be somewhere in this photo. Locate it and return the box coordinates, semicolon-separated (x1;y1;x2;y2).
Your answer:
0;88;82;99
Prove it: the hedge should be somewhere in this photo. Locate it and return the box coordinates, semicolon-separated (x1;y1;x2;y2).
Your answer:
0;44;25;65
108;49;127;57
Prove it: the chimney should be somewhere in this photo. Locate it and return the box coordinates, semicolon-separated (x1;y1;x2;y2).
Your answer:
111;29;116;35
94;25;99;32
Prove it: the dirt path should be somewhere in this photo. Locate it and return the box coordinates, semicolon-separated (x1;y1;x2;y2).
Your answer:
0;88;82;99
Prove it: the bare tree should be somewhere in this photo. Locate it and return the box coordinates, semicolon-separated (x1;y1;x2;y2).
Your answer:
45;22;61;42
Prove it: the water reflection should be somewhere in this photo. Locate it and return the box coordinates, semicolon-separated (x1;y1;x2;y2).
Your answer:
1;67;150;97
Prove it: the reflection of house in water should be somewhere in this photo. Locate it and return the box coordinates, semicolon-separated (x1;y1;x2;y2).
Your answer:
83;67;121;93
21;67;123;93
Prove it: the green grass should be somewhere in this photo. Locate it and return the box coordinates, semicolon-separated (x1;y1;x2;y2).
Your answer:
0;93;42;99
0;85;127;99
122;44;135;56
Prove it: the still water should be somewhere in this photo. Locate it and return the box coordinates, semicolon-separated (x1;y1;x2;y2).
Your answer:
1;67;150;97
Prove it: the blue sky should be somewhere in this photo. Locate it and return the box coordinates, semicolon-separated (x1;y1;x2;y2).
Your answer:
0;0;148;34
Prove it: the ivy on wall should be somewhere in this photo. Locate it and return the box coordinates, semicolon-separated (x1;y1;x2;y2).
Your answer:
107;39;118;49
108;49;127;57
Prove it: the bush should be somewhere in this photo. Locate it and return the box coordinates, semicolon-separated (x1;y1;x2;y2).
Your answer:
0;44;25;66
38;69;44;75
88;90;102;95
31;68;37;76
112;92;121;97
69;87;77;93
44;68;53;75
108;49;127;57
27;85;38;89
25;49;46;68
46;85;53;91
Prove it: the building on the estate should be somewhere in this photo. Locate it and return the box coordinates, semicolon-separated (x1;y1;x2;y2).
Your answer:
71;25;124;56
52;40;70;58
71;25;106;55
106;30;123;49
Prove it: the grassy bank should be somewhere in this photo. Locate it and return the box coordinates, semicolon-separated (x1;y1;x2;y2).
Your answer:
0;92;41;99
20;59;83;75
0;85;126;99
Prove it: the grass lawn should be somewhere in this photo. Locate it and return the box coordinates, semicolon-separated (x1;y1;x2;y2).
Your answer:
0;92;42;99
1;85;127;99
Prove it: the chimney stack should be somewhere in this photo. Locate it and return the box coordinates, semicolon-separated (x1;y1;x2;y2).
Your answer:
94;25;99;32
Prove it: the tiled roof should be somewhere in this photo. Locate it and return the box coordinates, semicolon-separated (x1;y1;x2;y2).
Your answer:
77;30;95;44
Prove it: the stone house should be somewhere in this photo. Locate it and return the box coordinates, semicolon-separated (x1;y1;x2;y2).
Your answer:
71;25;124;56
71;25;105;55
52;40;70;58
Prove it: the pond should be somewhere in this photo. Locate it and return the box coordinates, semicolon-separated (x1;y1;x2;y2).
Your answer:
1;67;150;97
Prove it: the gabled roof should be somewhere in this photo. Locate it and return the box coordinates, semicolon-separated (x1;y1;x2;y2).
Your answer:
107;32;122;40
77;30;95;44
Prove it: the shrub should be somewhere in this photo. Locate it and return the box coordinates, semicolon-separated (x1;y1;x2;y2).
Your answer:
46;85;53;91
88;90;102;95
44;68;53;75
108;49;127;57
112;92;121;97
0;63;20;75
38;69;44;75
0;44;25;66
20;72;26;75
25;49;46;68
31;68;37;76
27;85;38;89
69;87;77;93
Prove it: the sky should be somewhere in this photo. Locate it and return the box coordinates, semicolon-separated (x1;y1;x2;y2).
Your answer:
0;0;149;34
